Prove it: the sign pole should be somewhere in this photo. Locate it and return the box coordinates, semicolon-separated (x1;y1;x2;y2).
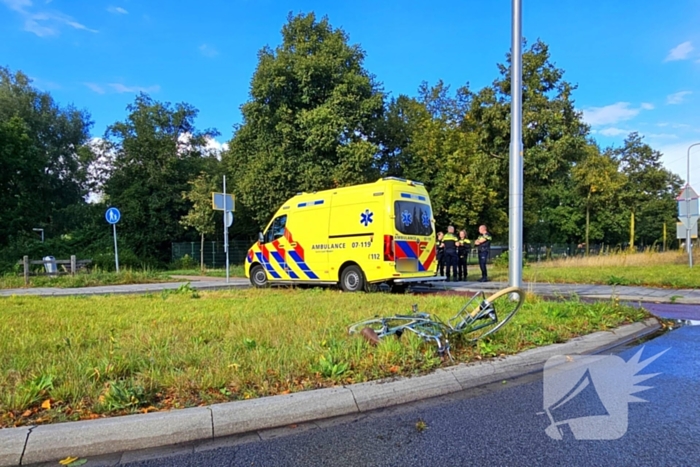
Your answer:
113;223;120;273
223;175;230;283
687;143;700;268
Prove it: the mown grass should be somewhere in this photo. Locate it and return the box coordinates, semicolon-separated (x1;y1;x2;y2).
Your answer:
488;250;700;289
0;269;168;290
0;288;649;427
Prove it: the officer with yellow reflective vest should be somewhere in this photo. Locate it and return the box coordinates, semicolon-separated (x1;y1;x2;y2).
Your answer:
456;229;471;281
474;225;492;282
440;226;459;282
435;231;445;277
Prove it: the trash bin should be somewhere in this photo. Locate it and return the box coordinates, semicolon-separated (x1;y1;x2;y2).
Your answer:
43;256;57;275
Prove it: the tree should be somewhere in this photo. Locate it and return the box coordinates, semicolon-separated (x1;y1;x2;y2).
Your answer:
224;12;386;227
181;173;218;271
380;82;503;234
572;145;626;254
103;94;219;265
0;67;94;247
464;40;589;243
614;133;681;247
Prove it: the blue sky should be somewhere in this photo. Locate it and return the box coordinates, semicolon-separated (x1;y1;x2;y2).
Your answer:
2;0;700;182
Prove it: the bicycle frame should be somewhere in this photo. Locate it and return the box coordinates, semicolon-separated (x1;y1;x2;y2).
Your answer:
349;287;524;359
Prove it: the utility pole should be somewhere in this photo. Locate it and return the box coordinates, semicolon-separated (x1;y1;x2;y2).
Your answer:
509;0;524;289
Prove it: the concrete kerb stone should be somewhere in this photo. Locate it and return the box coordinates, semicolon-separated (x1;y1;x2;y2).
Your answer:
0;318;662;467
210;386;358;438
0;426;30;467
21;406;212;465
348;368;463;413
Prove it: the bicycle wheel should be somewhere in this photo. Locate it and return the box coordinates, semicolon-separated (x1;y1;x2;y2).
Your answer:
462;286;524;341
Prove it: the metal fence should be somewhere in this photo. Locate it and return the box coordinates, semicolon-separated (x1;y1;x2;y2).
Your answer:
172;240;253;268
172;241;680;269
523;242;679;262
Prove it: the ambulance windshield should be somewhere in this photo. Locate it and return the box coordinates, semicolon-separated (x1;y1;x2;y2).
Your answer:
394;201;433;236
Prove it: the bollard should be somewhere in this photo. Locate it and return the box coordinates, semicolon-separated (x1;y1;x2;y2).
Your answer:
23;255;29;286
71;255;77;275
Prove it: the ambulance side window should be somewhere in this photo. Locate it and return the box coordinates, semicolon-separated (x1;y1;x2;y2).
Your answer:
265;215;287;243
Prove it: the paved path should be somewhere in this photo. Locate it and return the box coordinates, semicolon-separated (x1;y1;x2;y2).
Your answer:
0;278;249;297
431;279;700;304
2;277;698;304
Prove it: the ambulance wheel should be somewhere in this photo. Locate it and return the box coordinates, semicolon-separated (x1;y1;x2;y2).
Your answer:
340;265;365;292
250;264;268;288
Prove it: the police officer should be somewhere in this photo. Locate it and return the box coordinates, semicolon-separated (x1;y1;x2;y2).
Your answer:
457;229;471;281
474;225;492;282
441;226;459;282
436;231;445;277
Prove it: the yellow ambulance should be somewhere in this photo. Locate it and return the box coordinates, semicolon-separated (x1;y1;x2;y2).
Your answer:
245;177;439;292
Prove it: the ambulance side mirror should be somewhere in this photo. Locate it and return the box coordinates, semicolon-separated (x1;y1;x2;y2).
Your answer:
258;232;264;244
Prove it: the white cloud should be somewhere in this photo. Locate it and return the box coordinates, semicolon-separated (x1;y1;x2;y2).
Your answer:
582;102;651;126
205;137;229;154
1;0;97;36
640;103;654;110
1;0;30;11
107;6;128;14
108;83;160;93
84;82;105;94
667;91;692;105
599;127;629;137
645;133;678;139
665;41;694;62
657;122;691;129
199;44;219;58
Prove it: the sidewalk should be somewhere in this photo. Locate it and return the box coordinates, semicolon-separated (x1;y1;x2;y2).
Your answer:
0;278;249;297
433;280;700;304
1;277;698;304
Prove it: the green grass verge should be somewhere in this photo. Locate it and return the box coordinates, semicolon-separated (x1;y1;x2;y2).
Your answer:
0;288;649;427
0;266;247;289
488;263;700;289
0;269;168;290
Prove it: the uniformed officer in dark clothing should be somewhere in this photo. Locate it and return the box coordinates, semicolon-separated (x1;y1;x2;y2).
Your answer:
441;226;459;282
474;225;492;282
436;231;445;277
457;229;471;281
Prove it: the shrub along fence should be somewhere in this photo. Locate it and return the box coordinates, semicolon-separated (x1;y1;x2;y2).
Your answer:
171;240;253;268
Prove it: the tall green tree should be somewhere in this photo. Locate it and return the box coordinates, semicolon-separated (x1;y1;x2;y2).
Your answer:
181;173;218;271
380;82;502;234
464;40;589;243
614;133;681;247
224;12;386;227
572;145;626;254
0;67;93;247
103;94;219;264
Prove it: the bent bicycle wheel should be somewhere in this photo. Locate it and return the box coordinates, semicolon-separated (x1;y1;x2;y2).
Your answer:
348;318;387;336
463;286;524;341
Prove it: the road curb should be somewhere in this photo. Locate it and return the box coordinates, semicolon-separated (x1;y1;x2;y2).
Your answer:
1;318;661;466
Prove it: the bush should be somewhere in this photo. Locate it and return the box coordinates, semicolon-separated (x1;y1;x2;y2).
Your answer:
174;254;197;270
493;250;527;268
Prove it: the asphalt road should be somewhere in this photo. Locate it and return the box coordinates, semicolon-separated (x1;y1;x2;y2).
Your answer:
122;321;700;467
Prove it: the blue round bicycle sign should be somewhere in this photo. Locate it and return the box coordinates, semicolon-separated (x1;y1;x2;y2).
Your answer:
105;207;121;225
